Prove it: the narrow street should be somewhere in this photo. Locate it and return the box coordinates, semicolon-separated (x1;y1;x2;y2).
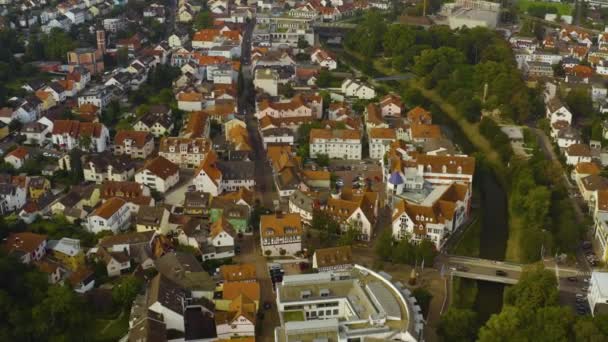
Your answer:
239;19;277;209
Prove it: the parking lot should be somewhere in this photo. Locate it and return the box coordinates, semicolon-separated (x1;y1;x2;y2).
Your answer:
559;274;592;316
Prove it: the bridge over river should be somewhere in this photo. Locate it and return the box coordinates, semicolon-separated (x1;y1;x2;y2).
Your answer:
445;255;582;285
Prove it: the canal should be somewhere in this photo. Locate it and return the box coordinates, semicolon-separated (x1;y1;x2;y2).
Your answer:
438;108;510;324
474;168;509;323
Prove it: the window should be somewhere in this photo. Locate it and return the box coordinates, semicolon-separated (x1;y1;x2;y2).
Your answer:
333;309;338;315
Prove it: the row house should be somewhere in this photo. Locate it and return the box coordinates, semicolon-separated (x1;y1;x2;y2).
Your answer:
259;213;302;256
341;79;376;99
1;232;47;264
87;197;131;234
158;137;211;168
100;180;153;213
256;95;322;120
309;128;362;160
320;190;378;241
369;128;396;160
391;182;471;249
51;120;110;152
67;48;104;75
77;85;112;110
135;156;180;193
193;151;255;196
83;153;135;184
113;130;155;159
310;48;337;70
133;105;174;137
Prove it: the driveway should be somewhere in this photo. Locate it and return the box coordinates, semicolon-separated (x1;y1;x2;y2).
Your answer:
163;169;194;206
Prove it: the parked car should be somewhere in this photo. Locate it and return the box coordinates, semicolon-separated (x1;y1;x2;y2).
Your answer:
456;266;469;272
496;270;508;277
263;301;272;310
567;276;578;282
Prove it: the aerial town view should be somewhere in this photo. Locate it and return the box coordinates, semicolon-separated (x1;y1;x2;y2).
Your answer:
3;0;608;340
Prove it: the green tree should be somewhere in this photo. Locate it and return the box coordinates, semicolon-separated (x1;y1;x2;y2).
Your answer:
112;275;143;309
32;284;92;340
437;308;478;342
565;88;594;121
345;10;387;58
79;134;93;151
40;28;77;61
316;153;330;167
504;264;559;311
375;229;393;261
117;47;129;67
316;70;335;88
193;11;214;30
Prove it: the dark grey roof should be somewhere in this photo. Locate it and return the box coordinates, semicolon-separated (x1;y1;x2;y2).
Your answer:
216;161;255;180
138;112;173;129
184;191;211;208
83;152;134;173
136;205;166;227
184;308;216;340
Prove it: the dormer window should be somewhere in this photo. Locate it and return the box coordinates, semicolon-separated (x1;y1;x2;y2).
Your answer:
457;166;462;174
442;165;447;173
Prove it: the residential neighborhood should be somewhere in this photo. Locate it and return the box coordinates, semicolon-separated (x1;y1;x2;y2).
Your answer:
3;0;608;341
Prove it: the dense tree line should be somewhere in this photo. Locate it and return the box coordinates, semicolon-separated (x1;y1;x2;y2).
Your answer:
0;254;93;340
346;14;540;123
509;150;581;262
374;229;438;266
439;265;608;341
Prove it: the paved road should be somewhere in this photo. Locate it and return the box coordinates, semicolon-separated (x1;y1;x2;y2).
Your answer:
444;255;582;284
233;234;280;342
163;169;194;206
238;18;278;208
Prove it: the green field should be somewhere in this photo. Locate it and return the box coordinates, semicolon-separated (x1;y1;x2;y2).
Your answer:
518;0;574;16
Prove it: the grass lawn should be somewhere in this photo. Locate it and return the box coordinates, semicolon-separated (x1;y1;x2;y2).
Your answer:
505;213;524;263
283;311;305;322
518;0;573;16
453;215;481;258
94;310;129;342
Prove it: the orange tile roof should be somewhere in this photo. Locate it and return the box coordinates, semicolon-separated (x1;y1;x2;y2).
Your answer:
177;92;203;102
411;124;441;139
142;156;179;180
93;197;127;219
196;150;222;185
576;162;600;175
369;127;396;140
222;281;260;302
76;103;100;116
414;154;475;175
309;128;361;142
222;30;241;42
114;130;152;148
35;90;53;101
220;263;257;282
314;245;353;268
6;146;29;160
260;213;302;238
407;106;432;124
597;190;608;211
198;55;228;66
183;111;209;138
192;29;220;42
2;232;47;255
